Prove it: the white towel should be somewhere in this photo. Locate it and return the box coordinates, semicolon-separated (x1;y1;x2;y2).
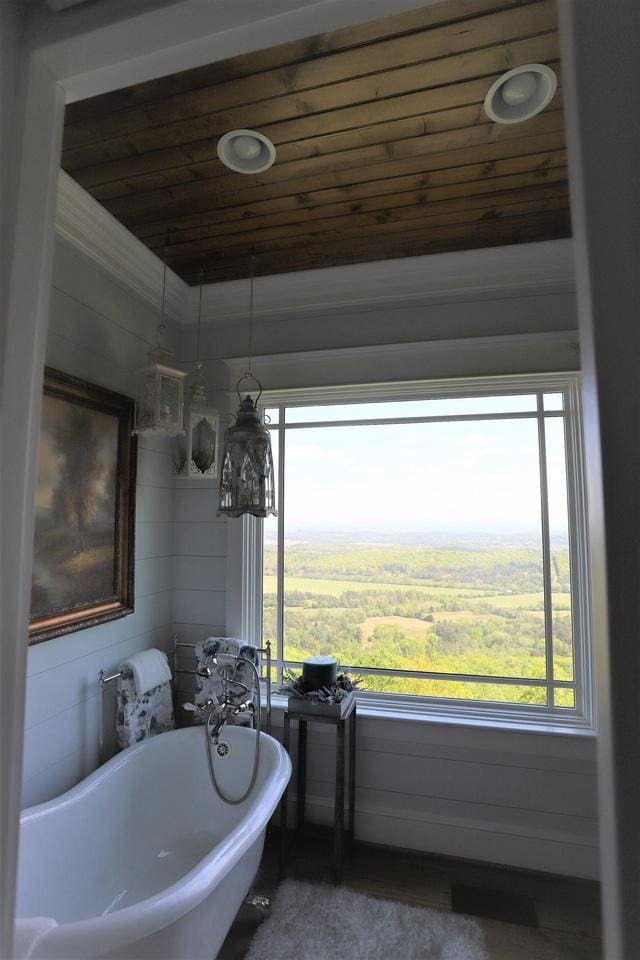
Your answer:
12;917;57;959
120;648;172;696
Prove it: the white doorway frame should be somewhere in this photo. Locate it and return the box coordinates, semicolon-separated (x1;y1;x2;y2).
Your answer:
1;0;638;955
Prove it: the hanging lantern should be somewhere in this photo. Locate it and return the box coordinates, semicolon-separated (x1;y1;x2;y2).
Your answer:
218;373;276;518
174;272;220;477
133;249;187;436
218;257;276;519
174;363;220;478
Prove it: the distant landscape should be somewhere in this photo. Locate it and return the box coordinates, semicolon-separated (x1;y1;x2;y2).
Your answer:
263;525;574;708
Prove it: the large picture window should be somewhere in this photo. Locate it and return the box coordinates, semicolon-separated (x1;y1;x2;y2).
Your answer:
259;374;592;728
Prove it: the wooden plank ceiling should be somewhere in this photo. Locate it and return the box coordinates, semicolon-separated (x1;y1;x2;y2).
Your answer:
62;0;569;285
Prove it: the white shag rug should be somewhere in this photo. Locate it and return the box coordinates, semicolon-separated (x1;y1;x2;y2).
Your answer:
244;879;488;960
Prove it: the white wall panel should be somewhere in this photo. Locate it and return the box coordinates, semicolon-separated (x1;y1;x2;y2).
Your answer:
200;292;578;364
174;486;223;523
45;330;129;396
24;625;172;733
172;555;227;592
135;556;173;599
135;521;173;560
136;447;173;488
171;623;226;646
172;589;226;626
21;241;175;806
173;521;226;558
273;712;598;878
135;485;174;523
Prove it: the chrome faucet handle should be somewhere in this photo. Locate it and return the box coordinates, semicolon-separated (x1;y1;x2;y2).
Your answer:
183;697;217;718
235;700;254;715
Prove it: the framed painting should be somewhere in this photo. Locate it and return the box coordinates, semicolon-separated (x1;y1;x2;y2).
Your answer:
29;368;137;645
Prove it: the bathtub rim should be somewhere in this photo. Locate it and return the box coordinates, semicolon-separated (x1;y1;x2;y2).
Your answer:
17;726;291;958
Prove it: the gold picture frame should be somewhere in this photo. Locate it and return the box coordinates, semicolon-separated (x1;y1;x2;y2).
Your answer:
29;368;137;645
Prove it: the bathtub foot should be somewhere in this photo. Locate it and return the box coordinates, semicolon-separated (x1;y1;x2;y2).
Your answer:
244;894;271;918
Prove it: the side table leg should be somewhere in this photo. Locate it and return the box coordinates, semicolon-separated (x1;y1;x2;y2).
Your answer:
297;719;307;831
348;708;356;849
279;713;291;880
334;718;345;884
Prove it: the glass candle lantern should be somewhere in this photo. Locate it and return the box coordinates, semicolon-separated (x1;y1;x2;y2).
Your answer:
174;376;219;478
218;376;276;519
133;345;187;437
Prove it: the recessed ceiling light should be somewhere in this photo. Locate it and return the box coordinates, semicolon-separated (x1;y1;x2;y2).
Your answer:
484;64;557;124
217;129;276;174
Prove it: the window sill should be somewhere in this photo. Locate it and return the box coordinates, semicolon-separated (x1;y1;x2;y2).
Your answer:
267;692;597;739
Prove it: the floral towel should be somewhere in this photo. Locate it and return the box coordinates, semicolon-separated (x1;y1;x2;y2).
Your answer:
116;667;175;748
194;637;260;724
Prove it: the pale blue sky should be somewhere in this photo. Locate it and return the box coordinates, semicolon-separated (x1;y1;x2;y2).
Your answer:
266;413;569;532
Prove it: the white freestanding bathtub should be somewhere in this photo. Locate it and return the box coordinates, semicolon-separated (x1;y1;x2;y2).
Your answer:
16;725;291;960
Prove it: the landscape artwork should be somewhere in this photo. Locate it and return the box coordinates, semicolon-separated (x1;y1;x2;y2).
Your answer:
29;369;136;645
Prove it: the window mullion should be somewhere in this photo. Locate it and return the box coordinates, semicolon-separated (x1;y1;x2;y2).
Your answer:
563;381;591;722
537;393;555;707
276;409;286;684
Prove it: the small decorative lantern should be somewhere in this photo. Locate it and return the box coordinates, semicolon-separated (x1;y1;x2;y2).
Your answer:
218;254;276;519
173;269;219;477
133;249;187;436
174;363;220;478
133;329;187;437
218;371;276;518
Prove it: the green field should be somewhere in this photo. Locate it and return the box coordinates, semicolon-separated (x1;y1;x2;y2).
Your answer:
264;574;495;599
262;535;574;707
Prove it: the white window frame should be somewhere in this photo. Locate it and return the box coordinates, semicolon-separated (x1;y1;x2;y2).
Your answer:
242;371;594;732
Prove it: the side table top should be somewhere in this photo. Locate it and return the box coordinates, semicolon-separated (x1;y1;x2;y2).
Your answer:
286;690;357;721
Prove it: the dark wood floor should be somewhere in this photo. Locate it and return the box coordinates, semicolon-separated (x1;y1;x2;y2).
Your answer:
219;828;602;960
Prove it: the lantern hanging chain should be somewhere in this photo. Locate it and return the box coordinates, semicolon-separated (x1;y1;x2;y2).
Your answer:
196;266;204;369
157;244;168;348
247;253;255;377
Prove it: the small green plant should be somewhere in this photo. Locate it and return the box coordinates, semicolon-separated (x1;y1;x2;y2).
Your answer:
281;668;361;703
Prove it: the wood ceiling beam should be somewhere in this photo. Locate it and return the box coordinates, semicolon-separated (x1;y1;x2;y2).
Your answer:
135;150;567;242
105;124;566;226
68;74;519;188
63;1;552;150
61;29;559;169
149;181;568;263
70;63;562;192
83;85;562;204
141;165;568;248
179;210;571;283
163;192;570;268
64;0;537;126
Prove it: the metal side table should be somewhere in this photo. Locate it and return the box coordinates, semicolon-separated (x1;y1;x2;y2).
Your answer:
279;695;357;884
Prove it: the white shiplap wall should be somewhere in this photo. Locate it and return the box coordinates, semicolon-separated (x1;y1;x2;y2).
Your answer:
172;481;227;644
171;381;230;713
274;712;598;878
21;238;176;807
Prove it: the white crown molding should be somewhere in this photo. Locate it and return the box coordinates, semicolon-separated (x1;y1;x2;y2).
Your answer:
187;238;576;327
55;170;189;322
54;169;575;335
222;331;580;393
